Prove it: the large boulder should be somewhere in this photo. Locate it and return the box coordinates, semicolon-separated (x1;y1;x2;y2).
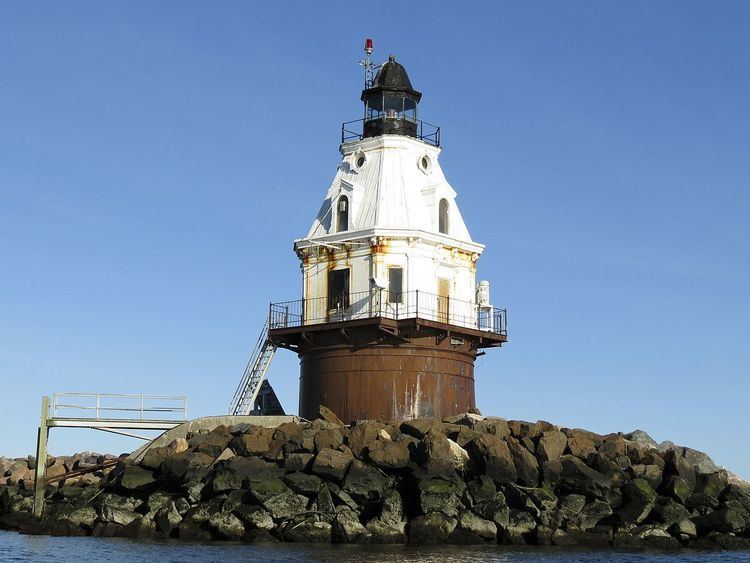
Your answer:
318;405;345;426
367;439;409;470
565;430;597;459
348;421;385;458
280;516;332;543
537;431;567;463
342;460;386;503
473;418;510;439
208;512;245;540
283;472;323;496
417;477;464;516
506;437;539;487
119;465;157;491
311;448;352;482
314;428;344;453
556;455;611;498
333;508;372;543
664;449;697;489
234;505;274;531
400;418;444;440
231;425;274;456
366;519;407;543
191;426;233;458
408;512;457;544
465;434;517;484
471;492;510;528
457;509;497;540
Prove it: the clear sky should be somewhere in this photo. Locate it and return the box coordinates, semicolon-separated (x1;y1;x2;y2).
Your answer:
1;2;748;478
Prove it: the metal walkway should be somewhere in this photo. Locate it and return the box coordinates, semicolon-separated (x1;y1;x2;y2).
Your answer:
33;393;188;518
229;320;278;416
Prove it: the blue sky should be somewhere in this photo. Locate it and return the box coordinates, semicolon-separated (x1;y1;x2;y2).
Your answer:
1;2;748;478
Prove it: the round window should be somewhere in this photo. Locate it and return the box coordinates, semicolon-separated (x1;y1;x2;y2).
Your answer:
418;154;432;173
356;155;366;168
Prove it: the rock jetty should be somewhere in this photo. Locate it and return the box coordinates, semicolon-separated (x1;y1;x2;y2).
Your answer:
2;410;749;549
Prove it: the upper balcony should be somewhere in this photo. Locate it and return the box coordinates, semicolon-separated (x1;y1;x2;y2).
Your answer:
268;289;507;344
342;117;440;147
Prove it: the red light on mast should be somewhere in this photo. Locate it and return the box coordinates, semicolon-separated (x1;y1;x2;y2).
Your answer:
364;38;373;55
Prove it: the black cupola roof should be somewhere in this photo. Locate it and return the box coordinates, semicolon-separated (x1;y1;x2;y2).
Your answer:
361;55;422;102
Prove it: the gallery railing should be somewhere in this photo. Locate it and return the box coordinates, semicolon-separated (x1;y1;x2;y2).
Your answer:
341;117;440;147
269;290;507;336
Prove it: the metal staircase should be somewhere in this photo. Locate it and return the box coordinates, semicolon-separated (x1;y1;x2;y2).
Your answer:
229;320;278;415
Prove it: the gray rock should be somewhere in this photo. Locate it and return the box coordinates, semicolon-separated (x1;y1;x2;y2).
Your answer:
348;421;386;458
343;459;386;503
366;519;407;543
693;507;747;534
261;491;309;520
120;515;156;538
283;472;323;496
465;434;517;484
333;508;372;543
506;437;539;487
400;418;444;440
99;506;139;527
471;492;510;528
669;518;697;538
502;508;536;544
458;509;496;539
651;497;690;527
624;430;658;447
281;517;332;543
558;493;586;516
312;448;353;481
418;478;463;516
284;452;314;472
577;500;613;531
234;505;274;530
119;465;157;491
154;502;182;536
537;431;567;463
664;449;697;489
367;439;410;470
208;511;245;540
315;485;335;514
231;425;274;456
318;405;345;426
556;455;612;498
408;512;457;544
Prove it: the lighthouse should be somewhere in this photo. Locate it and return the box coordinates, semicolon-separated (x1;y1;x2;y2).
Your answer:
267;44;507;422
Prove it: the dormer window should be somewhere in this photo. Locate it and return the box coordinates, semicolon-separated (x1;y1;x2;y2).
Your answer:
438;198;449;234
336;195;349;232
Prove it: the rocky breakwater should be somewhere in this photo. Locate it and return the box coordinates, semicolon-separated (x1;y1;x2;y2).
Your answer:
1;410;749;549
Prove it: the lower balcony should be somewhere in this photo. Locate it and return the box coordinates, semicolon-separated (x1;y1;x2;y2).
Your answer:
268;289;507;338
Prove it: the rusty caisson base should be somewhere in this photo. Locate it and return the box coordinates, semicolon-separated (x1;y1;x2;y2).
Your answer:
269;317;506;423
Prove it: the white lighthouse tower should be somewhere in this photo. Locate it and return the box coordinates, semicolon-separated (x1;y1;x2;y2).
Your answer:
263;43;507;422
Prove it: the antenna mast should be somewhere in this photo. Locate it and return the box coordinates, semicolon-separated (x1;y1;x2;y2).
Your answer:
360;37;375;88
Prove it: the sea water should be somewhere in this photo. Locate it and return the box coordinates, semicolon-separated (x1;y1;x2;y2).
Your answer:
1;531;747;563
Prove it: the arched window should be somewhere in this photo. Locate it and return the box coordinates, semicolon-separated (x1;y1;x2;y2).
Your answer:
438;198;449;234
336;195;349;233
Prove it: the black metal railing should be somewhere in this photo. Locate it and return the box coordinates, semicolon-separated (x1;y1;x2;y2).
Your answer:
341;117;440;147
269;289;507;337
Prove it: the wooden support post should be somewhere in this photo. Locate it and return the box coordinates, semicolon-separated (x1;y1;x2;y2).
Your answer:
32;395;50;519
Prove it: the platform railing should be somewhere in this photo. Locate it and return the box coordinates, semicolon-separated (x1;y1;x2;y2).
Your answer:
52;393;188;422
341;117;440;147
270;289;507;336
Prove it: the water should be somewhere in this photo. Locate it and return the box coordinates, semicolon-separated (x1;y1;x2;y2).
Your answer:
1;532;747;563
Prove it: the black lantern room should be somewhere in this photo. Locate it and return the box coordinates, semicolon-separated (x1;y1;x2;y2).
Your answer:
361;55;422;139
